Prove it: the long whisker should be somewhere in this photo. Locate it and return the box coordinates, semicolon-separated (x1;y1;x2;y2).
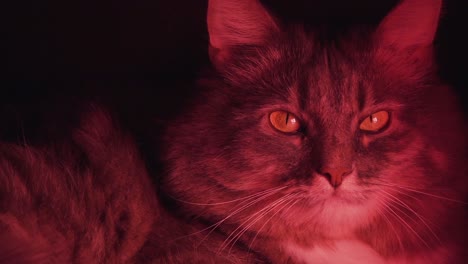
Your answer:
375;198;404;253
219;193;295;254
380;186;422;203
170;187;286;243
387;202;431;244
248;197;300;251
199;187;286;247
379;189;440;245
370;180;467;204
234;196;298;255
381;201;430;249
166;186;288;206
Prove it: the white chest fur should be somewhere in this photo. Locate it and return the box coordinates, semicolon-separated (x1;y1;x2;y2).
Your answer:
284;240;450;264
285;240;386;264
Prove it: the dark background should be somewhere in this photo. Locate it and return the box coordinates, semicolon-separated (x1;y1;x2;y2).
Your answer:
1;0;467;144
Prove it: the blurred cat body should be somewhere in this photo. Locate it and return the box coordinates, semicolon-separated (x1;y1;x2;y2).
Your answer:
1;0;467;263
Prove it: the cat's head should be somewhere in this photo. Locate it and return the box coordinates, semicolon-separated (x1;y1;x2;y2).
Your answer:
162;0;466;245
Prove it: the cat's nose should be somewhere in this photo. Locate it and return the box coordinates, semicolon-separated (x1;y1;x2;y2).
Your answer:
318;167;352;188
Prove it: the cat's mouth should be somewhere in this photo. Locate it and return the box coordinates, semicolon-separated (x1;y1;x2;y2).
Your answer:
328;189;368;204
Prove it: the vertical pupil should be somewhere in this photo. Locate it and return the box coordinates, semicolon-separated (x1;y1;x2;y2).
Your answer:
285;113;289;125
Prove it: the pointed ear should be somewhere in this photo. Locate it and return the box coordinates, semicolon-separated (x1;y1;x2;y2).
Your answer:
376;0;442;48
207;0;279;63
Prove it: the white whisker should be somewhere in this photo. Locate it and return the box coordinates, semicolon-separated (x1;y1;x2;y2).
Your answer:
170;187;286;244
248;197;300;251
167;186;288;206
219;193;295;254
381;201;430;249
380;189;441;245
370;180;467;204
375;198;404;253
199;187;285;249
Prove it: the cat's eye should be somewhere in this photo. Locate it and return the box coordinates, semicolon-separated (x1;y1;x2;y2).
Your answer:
359;110;390;132
269;110;300;133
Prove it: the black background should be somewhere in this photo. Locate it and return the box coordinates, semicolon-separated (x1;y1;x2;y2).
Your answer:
1;0;467;144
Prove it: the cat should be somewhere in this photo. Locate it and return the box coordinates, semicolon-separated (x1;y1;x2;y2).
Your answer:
157;0;468;263
1;0;467;263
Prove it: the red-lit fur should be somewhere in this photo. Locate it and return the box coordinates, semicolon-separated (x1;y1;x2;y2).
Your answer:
0;108;157;263
162;0;468;263
1;0;467;263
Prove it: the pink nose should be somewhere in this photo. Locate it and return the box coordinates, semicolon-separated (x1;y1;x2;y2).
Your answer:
318;167;352;188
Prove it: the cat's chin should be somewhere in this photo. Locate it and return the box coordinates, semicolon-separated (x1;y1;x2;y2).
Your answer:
313;198;375;238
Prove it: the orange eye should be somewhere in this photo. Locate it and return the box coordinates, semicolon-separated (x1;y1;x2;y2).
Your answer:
359;110;390;132
269;111;301;133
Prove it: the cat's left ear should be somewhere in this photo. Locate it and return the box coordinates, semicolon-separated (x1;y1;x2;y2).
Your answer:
376;0;442;48
207;0;279;66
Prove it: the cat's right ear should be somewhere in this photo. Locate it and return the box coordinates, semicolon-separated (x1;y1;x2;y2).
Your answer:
207;0;279;67
375;0;442;49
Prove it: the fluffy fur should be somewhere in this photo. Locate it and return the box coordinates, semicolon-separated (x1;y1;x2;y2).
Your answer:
161;0;468;262
1;0;467;263
0;108;157;263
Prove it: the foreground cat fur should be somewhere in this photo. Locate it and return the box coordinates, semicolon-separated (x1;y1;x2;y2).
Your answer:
1;0;467;263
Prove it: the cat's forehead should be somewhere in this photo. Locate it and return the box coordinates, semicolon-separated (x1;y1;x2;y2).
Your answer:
272;31;370;114
227;28;419;120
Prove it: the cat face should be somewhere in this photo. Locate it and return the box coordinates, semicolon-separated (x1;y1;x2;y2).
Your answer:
162;0;466;244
